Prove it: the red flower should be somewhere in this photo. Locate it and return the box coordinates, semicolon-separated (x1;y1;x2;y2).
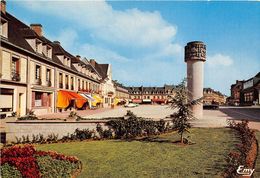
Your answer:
1;144;80;177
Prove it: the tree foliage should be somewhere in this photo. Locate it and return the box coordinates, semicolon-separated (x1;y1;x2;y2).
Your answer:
169;79;202;143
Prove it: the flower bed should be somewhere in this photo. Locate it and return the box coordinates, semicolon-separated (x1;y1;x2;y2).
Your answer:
0;145;82;178
224;120;258;177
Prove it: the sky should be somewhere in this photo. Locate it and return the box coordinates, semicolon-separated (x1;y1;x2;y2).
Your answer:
7;0;260;95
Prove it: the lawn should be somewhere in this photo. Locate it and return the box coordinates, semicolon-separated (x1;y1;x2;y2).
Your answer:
37;128;237;178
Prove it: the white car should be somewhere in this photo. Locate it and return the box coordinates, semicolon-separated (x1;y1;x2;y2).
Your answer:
124;103;139;108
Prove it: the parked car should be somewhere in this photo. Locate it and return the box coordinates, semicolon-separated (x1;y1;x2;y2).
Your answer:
203;104;219;110
124;103;139;108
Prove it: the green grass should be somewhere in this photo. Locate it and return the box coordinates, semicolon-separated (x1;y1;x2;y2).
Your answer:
36;128;237;178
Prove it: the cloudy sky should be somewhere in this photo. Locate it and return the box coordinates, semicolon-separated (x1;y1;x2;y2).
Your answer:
8;1;260;95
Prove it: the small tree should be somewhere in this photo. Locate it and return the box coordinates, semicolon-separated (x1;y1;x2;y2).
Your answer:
169;79;202;144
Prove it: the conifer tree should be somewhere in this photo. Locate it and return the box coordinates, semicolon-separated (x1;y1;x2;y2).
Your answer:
169;79;202;144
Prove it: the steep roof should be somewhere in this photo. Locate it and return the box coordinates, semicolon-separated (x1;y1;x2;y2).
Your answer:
90;61;109;80
127;86;171;93
203;87;224;96
4;12;35;52
2;11;101;83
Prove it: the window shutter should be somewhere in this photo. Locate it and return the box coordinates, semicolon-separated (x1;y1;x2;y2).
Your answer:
16;59;20;73
31;92;35;107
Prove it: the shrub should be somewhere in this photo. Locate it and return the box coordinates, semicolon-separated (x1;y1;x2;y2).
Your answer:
61;128;94;141
17;110;38;120
11;112;17;117
107;111;171;139
224;120;258;177
75;128;93;140
68;111;78;118
102;129;113;139
13;133;59;145
68;111;83;121
156;119;167;133
0;163;22;178
96;123;113;139
46;133;59;143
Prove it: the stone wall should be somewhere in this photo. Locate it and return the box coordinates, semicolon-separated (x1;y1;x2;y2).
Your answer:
5;119;173;143
5;120;108;143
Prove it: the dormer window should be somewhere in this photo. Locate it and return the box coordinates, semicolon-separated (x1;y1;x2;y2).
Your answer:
0;19;8;38
46;45;52;58
82;66;86;74
63;57;67;66
63;56;71;67
67;58;70;67
78;64;82;72
36;39;42;54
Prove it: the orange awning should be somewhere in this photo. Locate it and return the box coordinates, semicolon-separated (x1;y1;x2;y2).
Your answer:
57;90;87;109
57;90;70;109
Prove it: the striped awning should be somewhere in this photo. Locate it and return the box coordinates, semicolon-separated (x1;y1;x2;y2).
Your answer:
80;93;95;101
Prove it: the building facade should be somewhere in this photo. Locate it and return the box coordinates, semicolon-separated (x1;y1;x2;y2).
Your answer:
240;72;260;105
127;85;175;104
89;59;116;108
113;81;129;105
228;80;244;106
0;1;117;117
203;88;226;105
228;72;260;106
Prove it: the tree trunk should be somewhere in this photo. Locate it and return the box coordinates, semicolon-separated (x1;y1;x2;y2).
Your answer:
181;132;183;144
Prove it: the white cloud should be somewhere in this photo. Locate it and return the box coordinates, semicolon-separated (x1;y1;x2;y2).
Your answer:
79;44;130;63
19;0;184;86
20;0;180;55
207;53;233;67
50;28;78;52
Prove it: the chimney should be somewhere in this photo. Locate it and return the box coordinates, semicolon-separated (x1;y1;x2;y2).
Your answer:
1;0;6;14
30;24;43;36
76;55;81;60
90;59;96;66
53;41;60;45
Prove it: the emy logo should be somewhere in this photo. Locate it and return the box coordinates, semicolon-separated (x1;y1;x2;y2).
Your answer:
237;165;254;177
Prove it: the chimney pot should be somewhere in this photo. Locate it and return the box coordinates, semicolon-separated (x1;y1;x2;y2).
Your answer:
90;59;96;66
1;0;6;14
53;41;60;45
30;24;43;36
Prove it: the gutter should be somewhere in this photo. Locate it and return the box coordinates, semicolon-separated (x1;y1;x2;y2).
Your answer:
1;38;100;84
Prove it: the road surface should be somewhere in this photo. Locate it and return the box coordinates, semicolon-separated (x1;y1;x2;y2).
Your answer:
219;106;260;121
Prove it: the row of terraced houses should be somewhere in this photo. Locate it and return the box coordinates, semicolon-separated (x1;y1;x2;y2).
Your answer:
0;1;230;118
0;1;129;117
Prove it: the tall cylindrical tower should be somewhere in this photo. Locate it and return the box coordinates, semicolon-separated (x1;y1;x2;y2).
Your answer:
185;41;206;118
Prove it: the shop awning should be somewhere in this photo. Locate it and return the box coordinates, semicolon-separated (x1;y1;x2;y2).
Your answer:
142;99;152;102
114;98;120;105
132;99;142;104
57;90;87;109
80;93;95;101
152;99;165;103
92;94;103;107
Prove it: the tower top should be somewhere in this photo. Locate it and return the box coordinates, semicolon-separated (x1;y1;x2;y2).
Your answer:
185;41;206;62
